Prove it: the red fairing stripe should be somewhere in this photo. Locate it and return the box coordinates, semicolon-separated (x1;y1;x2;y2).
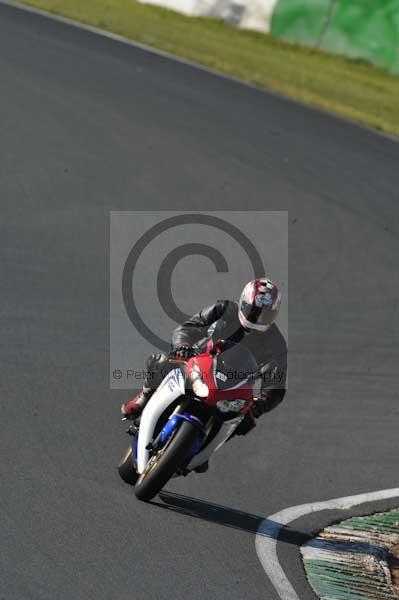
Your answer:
186;354;254;407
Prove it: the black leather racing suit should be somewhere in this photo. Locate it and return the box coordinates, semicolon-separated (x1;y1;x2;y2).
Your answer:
144;300;287;422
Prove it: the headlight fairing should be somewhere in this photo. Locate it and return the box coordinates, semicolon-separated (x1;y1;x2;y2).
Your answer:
192;379;209;398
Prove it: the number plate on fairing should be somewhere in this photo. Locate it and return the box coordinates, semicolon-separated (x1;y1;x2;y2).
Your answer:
216;399;247;413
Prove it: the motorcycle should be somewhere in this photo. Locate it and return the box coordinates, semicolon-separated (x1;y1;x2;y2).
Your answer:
118;339;257;502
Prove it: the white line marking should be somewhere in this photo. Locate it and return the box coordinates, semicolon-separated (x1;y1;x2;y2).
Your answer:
1;0;397;143
255;487;399;600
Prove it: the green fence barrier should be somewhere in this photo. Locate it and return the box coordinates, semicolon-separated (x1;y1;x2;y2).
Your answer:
271;0;399;73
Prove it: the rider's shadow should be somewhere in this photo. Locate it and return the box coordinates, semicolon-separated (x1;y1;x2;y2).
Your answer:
153;491;310;546
155;493;395;559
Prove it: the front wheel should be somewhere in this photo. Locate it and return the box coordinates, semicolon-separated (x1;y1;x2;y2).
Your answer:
118;447;139;485
134;421;199;502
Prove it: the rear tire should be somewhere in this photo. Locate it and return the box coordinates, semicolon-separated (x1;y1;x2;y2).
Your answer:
134;421;199;502
118;447;139;485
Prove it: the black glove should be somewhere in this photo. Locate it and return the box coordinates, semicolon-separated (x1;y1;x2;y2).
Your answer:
169;345;197;360
232;413;256;436
252;395;269;418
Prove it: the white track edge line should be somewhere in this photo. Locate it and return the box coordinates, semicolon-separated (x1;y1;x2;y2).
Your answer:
256;487;399;600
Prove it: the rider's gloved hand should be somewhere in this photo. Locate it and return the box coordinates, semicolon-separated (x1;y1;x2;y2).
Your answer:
252;394;270;418
169;345;197;360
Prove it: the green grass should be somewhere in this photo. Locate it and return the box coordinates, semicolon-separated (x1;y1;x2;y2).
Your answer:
21;0;399;137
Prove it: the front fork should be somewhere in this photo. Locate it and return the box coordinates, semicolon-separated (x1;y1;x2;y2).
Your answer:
127;402;210;468
126;421;139;465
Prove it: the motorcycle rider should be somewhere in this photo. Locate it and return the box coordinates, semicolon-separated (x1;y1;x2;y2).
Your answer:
122;278;287;435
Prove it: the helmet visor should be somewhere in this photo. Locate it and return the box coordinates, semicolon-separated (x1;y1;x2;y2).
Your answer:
239;302;279;328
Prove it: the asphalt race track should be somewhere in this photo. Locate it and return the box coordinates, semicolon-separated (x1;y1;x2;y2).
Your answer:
1;3;399;599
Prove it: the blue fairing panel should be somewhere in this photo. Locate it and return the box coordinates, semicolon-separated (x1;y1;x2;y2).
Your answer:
159;413;204;446
132;433;138;464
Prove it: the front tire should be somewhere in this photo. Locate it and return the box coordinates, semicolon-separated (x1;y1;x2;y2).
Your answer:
118;447;139;485
134;421;199;502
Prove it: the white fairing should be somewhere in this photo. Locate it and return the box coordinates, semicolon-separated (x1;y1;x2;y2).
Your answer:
136;368;246;475
136;369;185;474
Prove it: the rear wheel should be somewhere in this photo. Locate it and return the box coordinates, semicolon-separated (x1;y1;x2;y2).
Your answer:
118;447;139;485
134;421;199;502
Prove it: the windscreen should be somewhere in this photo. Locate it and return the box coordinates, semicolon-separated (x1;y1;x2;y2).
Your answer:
214;341;257;391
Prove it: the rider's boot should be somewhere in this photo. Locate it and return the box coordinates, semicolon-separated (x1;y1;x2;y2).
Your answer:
121;387;153;419
194;460;209;474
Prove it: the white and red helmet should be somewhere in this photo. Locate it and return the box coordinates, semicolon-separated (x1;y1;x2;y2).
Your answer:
238;278;281;332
